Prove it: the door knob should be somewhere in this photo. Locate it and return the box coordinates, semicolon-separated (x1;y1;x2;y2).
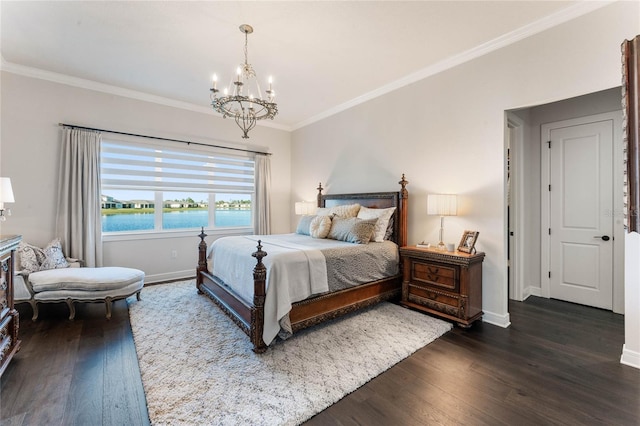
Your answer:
594;235;610;241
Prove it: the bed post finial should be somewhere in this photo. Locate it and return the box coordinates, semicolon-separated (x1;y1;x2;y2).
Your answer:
399;174;408;199
317;182;324;207
196;227;208;291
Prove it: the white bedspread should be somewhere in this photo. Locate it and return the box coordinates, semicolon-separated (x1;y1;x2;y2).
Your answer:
209;234;353;345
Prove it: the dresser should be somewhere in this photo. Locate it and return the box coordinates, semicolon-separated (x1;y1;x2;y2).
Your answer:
0;234;21;377
400;246;484;327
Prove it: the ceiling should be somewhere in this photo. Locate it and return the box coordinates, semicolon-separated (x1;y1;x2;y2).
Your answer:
0;1;609;131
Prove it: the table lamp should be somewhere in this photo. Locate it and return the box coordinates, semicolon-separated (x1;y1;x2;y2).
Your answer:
427;194;457;250
0;177;15;221
294;201;316;215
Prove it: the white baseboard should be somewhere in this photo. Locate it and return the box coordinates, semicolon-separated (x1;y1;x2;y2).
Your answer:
482;310;511;328
144;270;195;284
524;285;542;299
621;344;640;370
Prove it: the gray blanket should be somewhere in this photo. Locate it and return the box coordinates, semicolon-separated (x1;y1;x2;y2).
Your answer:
323;240;399;292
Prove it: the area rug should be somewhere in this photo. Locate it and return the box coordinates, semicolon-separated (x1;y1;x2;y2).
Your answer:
128;280;451;425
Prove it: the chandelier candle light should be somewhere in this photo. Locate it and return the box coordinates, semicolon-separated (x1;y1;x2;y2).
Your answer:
427;194;458;250
210;24;278;139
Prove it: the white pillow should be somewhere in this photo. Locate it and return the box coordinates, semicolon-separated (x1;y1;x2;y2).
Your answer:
316;203;361;218
309;215;332;239
357;206;396;242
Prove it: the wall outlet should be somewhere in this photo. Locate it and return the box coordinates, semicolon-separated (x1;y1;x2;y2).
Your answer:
171;250;178;259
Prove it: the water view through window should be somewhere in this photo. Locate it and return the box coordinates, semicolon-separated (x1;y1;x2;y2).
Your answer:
101;191;252;232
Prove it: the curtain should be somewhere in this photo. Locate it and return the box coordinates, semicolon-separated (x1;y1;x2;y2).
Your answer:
623;35;640;232
55;128;103;266
254;154;271;235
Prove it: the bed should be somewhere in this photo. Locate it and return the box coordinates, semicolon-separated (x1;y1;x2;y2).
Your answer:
196;174;409;353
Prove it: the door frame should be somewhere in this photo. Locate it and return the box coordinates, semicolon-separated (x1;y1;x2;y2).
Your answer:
540;111;624;313
506;113;525;301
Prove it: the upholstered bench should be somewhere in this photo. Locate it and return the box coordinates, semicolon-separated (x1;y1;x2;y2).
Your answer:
15;267;144;320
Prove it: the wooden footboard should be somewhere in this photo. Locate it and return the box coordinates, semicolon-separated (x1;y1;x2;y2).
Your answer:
197;232;268;353
196;174;409;353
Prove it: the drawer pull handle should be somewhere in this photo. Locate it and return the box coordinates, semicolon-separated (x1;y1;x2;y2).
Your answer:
427;267;439;274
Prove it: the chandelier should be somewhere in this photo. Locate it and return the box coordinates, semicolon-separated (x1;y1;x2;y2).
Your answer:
210;24;278;139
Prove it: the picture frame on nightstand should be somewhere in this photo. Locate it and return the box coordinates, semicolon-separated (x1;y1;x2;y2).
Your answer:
458;230;479;253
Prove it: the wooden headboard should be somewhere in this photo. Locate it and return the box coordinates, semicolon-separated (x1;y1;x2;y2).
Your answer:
316;174;408;247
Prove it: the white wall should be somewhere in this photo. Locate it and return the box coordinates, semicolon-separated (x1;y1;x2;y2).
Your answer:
623;233;640;368
0;72;292;282
290;2;639;330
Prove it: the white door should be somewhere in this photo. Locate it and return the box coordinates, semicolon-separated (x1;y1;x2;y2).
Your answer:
544;117;614;309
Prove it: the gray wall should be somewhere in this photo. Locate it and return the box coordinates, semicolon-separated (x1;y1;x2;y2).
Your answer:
290;1;638;326
0;72;292;282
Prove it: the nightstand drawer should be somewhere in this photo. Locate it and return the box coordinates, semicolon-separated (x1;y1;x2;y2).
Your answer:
409;285;459;308
410;261;458;292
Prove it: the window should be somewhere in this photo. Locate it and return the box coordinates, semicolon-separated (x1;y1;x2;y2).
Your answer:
101;139;255;234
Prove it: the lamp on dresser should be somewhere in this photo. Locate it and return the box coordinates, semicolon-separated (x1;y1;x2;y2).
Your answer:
427;193;457;250
0;177;15;221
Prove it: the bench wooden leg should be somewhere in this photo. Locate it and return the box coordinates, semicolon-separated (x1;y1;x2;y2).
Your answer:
105;297;113;320
30;300;39;321
66;298;75;320
136;291;141;301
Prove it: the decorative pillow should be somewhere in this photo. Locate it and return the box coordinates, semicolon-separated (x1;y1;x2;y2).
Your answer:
17;242;46;273
17;239;69;272
309;215;332;239
357;206;396;242
327;216;377;244
40;239;70;270
384;215;395;241
316;203;361;218
296;215;315;235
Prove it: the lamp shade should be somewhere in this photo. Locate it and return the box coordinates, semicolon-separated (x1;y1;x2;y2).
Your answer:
295;201;316;215
427;194;457;216
0;177;15;203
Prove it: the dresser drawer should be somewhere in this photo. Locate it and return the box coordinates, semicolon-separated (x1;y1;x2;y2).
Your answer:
1;257;8;316
0;315;13;365
410;260;458;292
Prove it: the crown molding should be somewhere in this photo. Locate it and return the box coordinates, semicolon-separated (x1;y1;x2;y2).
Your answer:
0;0;613;134
291;0;615;131
0;58;292;133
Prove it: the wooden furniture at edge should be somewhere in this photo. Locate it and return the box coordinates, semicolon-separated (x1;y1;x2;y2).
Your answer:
196;175;409;353
0;234;21;377
400;245;484;327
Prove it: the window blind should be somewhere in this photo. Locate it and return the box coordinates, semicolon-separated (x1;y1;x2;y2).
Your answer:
101;140;255;194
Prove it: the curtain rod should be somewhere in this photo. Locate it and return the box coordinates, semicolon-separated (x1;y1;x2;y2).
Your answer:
57;123;271;156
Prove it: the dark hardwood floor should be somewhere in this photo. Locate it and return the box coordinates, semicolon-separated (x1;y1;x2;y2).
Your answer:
0;300;149;426
1;293;638;425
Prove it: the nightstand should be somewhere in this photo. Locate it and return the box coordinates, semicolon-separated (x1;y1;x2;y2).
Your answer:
399;246;484;327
